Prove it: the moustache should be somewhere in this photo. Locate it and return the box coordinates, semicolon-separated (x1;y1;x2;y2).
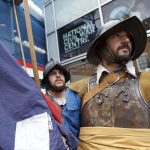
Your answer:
55;79;64;82
117;44;130;51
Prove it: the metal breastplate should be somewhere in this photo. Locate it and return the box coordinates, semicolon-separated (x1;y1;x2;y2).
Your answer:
81;74;150;128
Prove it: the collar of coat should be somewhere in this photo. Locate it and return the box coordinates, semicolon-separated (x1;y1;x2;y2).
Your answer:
97;60;136;84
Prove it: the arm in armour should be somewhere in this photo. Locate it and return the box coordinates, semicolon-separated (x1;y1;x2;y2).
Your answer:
68;78;89;99
139;71;150;105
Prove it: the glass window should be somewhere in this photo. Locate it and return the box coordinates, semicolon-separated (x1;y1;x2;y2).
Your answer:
137;40;150;70
100;0;112;6
101;0;135;23
44;2;55;34
129;0;150;22
54;0;98;29
128;0;150;70
47;33;60;61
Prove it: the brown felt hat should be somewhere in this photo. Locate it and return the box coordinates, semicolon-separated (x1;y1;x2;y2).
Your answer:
87;16;147;65
41;58;70;87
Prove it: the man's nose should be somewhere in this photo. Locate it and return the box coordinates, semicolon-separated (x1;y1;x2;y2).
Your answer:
121;35;130;43
56;71;63;77
56;72;61;76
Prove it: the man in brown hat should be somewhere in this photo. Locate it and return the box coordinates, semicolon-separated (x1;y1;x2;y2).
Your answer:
69;16;150;149
41;58;80;138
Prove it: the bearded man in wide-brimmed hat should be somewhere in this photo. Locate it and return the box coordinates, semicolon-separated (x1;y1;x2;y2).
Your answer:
41;58;80;138
69;16;150;150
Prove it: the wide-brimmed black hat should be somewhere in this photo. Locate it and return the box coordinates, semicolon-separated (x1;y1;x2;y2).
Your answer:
87;16;147;65
41;58;70;87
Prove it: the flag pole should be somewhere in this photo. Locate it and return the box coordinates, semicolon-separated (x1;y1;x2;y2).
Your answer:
13;0;27;72
23;0;41;89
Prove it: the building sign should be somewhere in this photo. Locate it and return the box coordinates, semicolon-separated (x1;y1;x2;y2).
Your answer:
57;9;101;61
63;21;95;52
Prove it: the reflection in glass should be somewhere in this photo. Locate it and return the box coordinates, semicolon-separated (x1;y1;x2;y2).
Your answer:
101;0;135;23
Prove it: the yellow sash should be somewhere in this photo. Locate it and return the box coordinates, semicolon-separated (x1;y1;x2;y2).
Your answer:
78;127;150;150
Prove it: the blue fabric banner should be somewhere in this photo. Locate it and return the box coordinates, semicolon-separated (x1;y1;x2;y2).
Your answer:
0;43;78;150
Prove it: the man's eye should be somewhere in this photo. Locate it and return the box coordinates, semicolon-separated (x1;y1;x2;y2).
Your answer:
59;71;63;75
51;72;56;75
112;33;119;37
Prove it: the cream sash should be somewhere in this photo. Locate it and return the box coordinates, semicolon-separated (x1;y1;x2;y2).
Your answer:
78;127;150;150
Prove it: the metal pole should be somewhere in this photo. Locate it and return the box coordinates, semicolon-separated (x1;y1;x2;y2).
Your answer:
23;0;41;89
13;0;27;72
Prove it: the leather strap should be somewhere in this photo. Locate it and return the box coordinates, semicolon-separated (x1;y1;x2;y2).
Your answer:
82;71;126;108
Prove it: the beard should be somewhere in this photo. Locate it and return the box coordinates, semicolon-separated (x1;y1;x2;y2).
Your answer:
114;45;131;64
101;43;131;64
113;53;131;64
100;48;131;65
50;82;66;92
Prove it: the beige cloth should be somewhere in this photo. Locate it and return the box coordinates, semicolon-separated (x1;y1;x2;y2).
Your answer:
78;127;150;150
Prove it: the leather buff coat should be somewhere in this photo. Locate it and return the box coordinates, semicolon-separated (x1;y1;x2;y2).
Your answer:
69;71;150;128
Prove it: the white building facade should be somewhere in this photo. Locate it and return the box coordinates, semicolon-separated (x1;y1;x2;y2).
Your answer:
44;0;150;81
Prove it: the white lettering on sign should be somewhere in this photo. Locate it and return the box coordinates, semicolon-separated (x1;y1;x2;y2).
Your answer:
63;21;96;51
